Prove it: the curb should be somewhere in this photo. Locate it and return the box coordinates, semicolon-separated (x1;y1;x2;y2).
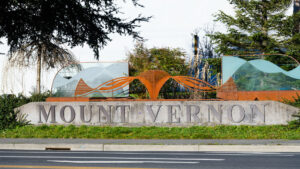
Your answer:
0;144;104;151
1;144;300;152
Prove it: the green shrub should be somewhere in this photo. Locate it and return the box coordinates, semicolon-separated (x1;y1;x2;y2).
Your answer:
285;94;300;108
0;94;29;130
0;92;51;130
285;94;300;128
29;91;51;102
288;110;300;129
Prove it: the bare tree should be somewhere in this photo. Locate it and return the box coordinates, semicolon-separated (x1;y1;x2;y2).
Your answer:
8;40;78;93
0;0;149;94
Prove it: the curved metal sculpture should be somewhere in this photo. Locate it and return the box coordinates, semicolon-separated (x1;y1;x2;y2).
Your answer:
74;70;216;99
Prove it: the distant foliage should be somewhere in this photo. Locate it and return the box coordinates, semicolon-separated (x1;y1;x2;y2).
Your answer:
206;58;221;75
128;43;188;76
128;43;189;99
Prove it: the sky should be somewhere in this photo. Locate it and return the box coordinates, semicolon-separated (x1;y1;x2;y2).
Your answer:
0;0;293;95
0;0;235;62
93;0;234;61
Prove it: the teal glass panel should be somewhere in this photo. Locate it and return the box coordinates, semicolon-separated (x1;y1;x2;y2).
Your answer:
51;62;129;97
222;56;247;84
222;56;300;91
249;60;300;79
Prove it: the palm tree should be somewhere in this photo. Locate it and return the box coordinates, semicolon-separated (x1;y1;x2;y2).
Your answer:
8;40;78;94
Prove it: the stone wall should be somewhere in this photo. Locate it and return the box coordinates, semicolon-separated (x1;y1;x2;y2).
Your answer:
18;101;299;126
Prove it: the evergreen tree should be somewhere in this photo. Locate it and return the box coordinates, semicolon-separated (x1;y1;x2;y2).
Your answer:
210;0;300;63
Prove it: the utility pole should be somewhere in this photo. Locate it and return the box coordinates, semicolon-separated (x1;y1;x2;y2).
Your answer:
192;34;200;79
294;0;300;33
295;0;300;13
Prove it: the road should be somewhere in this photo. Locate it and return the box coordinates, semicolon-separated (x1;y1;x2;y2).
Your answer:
0;150;299;169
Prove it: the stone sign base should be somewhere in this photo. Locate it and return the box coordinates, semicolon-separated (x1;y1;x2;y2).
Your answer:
18;101;299;126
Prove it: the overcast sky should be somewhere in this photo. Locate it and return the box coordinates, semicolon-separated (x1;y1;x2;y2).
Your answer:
94;0;234;61
0;0;235;62
0;0;294;62
0;0;294;95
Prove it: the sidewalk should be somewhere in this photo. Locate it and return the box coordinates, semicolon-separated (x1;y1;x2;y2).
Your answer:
1;139;300;152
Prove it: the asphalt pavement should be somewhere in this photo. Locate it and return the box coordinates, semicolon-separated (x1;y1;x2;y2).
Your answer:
0;150;299;169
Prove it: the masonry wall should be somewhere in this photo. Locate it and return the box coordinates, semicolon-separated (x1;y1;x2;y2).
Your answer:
18;101;299;126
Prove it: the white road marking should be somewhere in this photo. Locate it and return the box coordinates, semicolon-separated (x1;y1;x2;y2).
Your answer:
211;152;283;154
0;155;224;161
107;152;295;156
48;160;200;164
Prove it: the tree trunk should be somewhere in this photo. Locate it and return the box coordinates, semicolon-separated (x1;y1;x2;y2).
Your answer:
36;47;42;94
294;0;300;33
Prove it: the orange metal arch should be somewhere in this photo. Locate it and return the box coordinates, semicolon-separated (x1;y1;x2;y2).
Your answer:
74;70;216;99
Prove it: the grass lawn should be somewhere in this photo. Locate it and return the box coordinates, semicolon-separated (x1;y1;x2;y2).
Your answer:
0;125;299;139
